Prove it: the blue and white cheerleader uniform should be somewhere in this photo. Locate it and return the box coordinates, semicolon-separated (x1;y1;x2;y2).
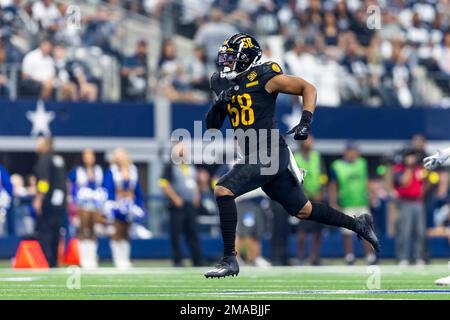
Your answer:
68;165;106;212
103;164;145;223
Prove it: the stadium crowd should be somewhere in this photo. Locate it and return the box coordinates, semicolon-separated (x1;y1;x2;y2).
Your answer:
0;0;449;106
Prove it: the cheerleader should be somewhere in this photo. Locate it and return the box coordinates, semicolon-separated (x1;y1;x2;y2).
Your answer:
68;149;105;268
0;165;12;235
103;148;145;269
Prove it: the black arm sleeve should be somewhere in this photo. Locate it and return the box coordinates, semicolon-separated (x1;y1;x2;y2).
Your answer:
205;104;227;129
205;72;229;129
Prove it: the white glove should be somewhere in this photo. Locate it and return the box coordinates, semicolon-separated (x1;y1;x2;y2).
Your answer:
423;150;449;170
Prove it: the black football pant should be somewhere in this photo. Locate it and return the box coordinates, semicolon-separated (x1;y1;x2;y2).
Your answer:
36;207;65;268
169;203;203;266
217;145;308;216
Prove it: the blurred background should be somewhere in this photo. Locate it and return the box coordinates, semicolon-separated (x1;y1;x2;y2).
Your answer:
0;0;450;267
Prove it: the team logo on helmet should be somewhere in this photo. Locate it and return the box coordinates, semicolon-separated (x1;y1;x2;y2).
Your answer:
217;33;262;80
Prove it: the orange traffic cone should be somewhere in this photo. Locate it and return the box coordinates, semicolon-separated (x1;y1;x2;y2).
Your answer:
64;238;80;266
13;240;49;269
58;238;66;266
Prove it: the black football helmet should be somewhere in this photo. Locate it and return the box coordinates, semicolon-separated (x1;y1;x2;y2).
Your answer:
216;33;262;80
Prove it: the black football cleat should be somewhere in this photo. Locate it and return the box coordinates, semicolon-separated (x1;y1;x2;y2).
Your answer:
204;254;239;279
355;214;380;253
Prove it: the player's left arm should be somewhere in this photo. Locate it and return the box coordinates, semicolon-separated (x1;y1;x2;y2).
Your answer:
265;74;317;140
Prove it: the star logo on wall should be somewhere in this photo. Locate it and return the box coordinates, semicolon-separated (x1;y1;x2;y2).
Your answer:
26;100;55;137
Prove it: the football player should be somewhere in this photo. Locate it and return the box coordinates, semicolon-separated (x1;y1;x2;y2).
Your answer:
204;33;379;278
424;148;450;285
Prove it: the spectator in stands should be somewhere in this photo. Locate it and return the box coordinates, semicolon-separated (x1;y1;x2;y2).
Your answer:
253;0;280;36
194;8;238;66
158;39;205;103
0;29;23;98
0;28;22;64
406;12;430;46
393;148;426;265
284;37;319;85
83;5;121;60
335;0;353;32
382;40;413;108
188;45;209;93
176;0;212;38
329;142;377;265
53;2;82;47
339;32;370;104
21;38;55;99
294;136;327;265
322;10;339;46
159;142;203;267
31;0;61;36
121;39;149;101
53;43;76;101
317;46;342;107
431;31;450;95
53;43;99;102
365;35;387;107
143;0;167;19
351;8;375;47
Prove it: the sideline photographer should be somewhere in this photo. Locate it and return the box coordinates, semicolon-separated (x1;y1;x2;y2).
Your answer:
393;148;426;265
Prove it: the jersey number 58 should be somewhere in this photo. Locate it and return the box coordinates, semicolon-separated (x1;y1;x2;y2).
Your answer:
227;93;255;127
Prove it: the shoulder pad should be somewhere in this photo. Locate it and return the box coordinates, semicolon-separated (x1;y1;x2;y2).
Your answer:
261;61;283;75
253;61;283;88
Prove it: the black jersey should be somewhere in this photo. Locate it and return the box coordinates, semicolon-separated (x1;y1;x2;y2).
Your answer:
210;61;287;155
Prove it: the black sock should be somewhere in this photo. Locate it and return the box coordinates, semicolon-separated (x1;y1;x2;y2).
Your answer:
308;202;359;232
216;195;238;256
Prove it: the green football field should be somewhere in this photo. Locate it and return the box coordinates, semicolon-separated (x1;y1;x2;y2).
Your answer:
0;262;449;300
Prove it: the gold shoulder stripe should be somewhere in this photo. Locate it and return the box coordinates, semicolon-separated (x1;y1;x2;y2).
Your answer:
246;80;259;88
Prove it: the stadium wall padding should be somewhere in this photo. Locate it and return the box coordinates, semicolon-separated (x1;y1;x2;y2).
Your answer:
172;102;450;140
2;99;450;140
0;99;154;137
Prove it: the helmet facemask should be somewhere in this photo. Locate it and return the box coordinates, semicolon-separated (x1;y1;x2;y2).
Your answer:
217;46;254;80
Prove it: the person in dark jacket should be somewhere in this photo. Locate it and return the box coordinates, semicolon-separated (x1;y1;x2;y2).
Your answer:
33;136;67;267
